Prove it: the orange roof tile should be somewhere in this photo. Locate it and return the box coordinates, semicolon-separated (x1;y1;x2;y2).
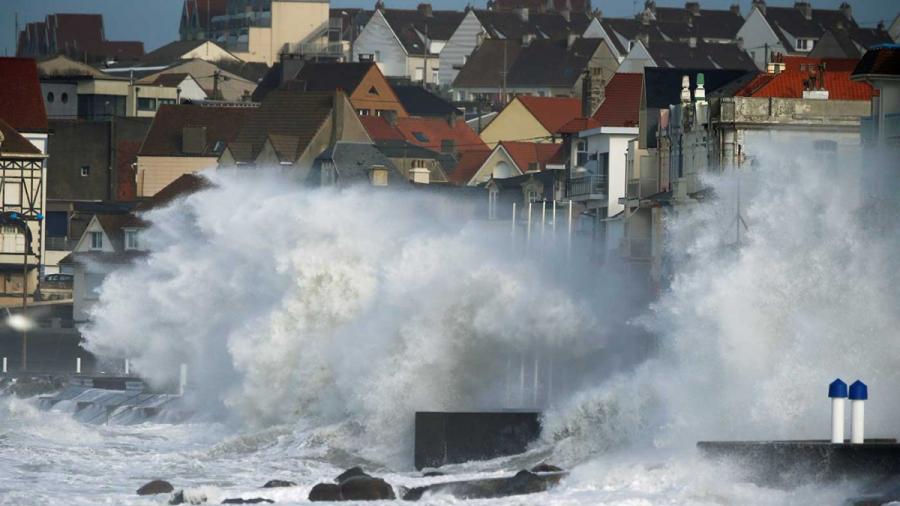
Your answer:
516;95;582;134
360;116;404;141
500;141;564;173
735;69;875;100
0;58;48;132
557;73;642;133
447;149;491;185
393;116;487;153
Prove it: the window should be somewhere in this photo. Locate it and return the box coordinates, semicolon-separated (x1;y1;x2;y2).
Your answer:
431;68;439;83
137;97;157;111
1;226;23;253
212;140;226;153
159;98;176;107
797;39;811;50
90;231;103;250
370;166;388;186
321;161;337;186
81;165;90;177
412;131;429;142
412;159;428;169
47;91;55;103
125;230;139;250
374;50;381;62
358;109;371;116
61;92;69;104
3;182;21;206
368;86;379;95
414;67;424;81
575;140;588;167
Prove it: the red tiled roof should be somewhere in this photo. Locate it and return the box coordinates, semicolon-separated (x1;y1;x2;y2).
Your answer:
500;141;564;173
0;58;48;132
516;95;582;135
393;116;487;153
780;56;861;72
735;69;875;100
360;116;405;142
557;73;642;133
447;149;491;185
0;118;42;156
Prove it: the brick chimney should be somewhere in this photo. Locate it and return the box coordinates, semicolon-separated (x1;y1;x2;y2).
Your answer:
516;7;529;23
751;0;766;16
729;3;740;16
839;2;852;21
685;2;700;16
417;3;433;18
794;2;812;21
644;0;657;17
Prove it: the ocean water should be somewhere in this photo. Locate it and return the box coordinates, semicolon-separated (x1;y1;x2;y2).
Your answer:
2;140;897;505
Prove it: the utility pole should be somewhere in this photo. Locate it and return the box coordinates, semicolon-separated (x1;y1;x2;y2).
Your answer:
213;70;220;100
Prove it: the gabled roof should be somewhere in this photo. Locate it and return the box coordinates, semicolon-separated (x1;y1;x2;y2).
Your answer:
491;0;593;13
295;62;376;94
392;116;487;154
452;38;522;89
758;5;859;52
516;95;581;133
506;37;603;88
0;58;48;132
733;68;874;101
652;6;744;41
139;104;255;157
17;13;144;62
599;18;668;54
644;68;752;109
559;72;643;133
138;173;211;213
0;118;43;156
642;40;756;71
151;73;193;87
852;44;900;79
474;10;591;41
141;40;208;65
500;141;564;172
227;85;336;164
392;85;460;117
360;116;406;142
448;149;492;184
381;8;466;54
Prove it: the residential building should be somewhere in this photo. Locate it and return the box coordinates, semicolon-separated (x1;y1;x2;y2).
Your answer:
391;84;460;118
37;55;180;119
16;13;144;64
254;61;409;118
0;119;47;305
808;25;893;59
452;37;615;104
352;5;465;85
180;0;229;41
487;0;592;13
466;141;564;186
736;1;889;69
103;59;256;103
642;1;745;44
220;86;371;174
617;39;757;74
147;74;208;102
140;40;241;66
479;95;580;148
439;8;593;88
137;103;255;197
312;141;407;188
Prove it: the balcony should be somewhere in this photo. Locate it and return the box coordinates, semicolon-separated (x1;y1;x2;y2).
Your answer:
45;236;71;251
567;175;607;202
281;42;346;58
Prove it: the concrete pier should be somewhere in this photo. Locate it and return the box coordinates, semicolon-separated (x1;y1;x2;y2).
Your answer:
698;440;900;484
414;411;541;470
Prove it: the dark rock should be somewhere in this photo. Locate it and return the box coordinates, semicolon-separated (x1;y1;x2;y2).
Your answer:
339;476;395;501
335;466;370;484
402;470;566;500
261;480;295;488
530;463;563;473
169;490;185;505
422;471;445;477
137;479;175;495
221;499;273;504
308;483;342;502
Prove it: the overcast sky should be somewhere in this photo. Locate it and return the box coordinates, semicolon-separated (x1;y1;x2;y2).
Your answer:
2;0;896;57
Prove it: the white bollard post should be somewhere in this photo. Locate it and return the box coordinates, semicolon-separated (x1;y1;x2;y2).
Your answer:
828;378;847;443
124;359;130;376
850;380;867;444
526;201;533;245
2;357;6;374
179;363;188;396
76;357;82;374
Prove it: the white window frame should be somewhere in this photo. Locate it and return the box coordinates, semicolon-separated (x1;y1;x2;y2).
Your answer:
90;231;103;250
124;230;139;250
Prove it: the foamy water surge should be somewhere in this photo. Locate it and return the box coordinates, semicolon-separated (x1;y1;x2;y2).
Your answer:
3;140;897;504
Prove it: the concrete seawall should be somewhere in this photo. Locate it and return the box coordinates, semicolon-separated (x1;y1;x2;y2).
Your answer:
415;411;541;470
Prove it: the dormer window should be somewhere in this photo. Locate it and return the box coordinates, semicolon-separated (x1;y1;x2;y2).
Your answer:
796;39;813;51
90;231;103;250
124;230;139;250
368;86;379;95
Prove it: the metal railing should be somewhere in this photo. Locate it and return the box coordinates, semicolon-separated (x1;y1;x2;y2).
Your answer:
281;41;346;57
567;175;607;198
45;237;71;251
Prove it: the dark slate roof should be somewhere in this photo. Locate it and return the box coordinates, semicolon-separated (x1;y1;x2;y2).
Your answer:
653;6;744;41
228;85;335;163
374;139;442;159
599;18;668;54
507;37;602;88
453;39;522;88
644;40;757;71
644;67;753;109
475;10;589;40
251;62;285;102
314;141;406;186
141;40;208;65
295;62;374;93
140;104;254;157
491;0;593;13
761;6;857;51
382;8;466;54
214;59;270;84
392;85;460;117
852;44;900;78
151;72;192;87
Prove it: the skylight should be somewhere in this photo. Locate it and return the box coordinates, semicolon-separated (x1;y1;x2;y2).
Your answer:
412;132;429;142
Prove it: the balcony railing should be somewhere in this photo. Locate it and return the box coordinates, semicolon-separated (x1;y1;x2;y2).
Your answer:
45;236;71;251
281;42;346;58
567;175;607;199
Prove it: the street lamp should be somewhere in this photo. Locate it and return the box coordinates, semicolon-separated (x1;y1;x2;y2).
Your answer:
0;211;43;371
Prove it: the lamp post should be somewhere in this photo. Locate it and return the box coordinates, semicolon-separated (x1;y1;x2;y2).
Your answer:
1;211;43;371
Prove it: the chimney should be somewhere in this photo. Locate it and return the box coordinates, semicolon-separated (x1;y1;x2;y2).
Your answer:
448;111;458;127
182;126;207;154
839;2;852;21
729;3;740;16
680;75;691;104
794;2;812;21
693;72;705;101
516;7;529;23
383;109;398;127
685;2;700;16
417;3;433;18
567;32;578;49
522;33;535;46
561;0;572;21
639;7;653;26
751;0;766;16
374;0;385;11
688;36;697;48
644;0;657;16
736;36;744;50
486;0;496;11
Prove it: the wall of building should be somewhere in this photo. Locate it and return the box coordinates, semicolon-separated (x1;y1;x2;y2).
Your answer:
439;11;483;88
353;11;408;78
176;77;208;101
349;68;409;117
582;130;637;217
736;8;786;69
467;147;518;186
41;82;78;119
136;156;217;197
182;41;240;62
406;54;442;86
271;0;330;66
480;99;554;149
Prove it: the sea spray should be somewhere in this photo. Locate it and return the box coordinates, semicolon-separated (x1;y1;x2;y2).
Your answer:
81;169;642;465
544;139;900;461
